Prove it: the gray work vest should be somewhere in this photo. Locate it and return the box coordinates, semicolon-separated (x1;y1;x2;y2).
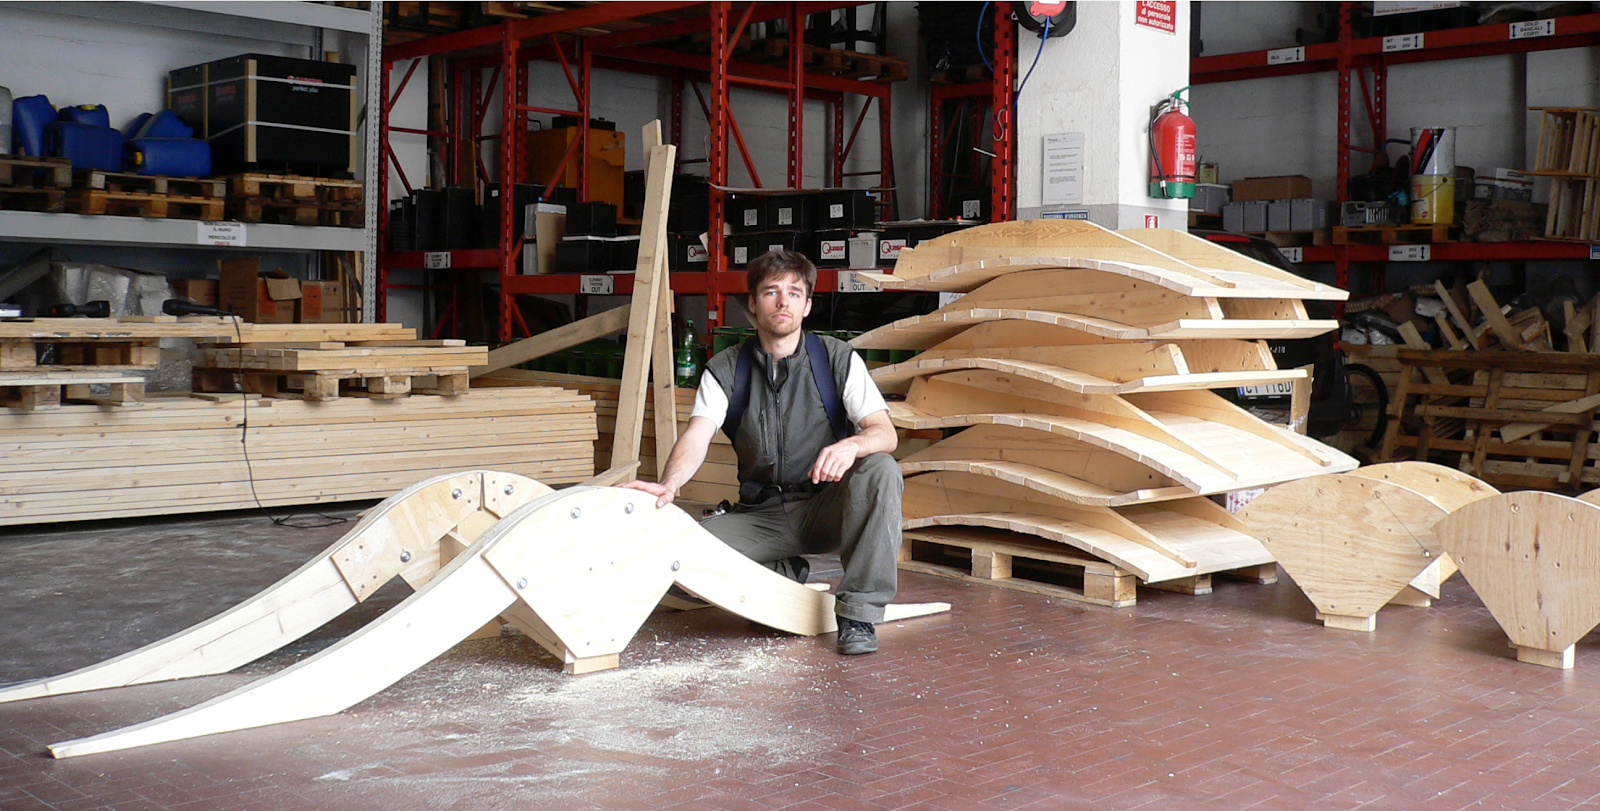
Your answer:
703;332;858;505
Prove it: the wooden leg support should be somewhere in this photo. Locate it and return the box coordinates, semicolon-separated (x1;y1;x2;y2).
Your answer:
1220;563;1278;585
1144;574;1213;595
368;375;412;399
1084;569;1138;607
19;385;60;411
564;653;621;675
1316;612;1378;632
972;550;1012;580
1386;586;1433;608
1517;644;1575;669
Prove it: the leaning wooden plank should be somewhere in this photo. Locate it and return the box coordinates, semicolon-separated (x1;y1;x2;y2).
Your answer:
1499;392;1600;442
470;304;631;377
642;121;680;475
1435;491;1600;669
1467;280;1525;350
1434;280;1480;350
610;141;677;473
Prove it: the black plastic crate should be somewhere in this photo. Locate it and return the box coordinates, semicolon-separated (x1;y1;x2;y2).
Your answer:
669;232;710;272
726;231;815;269
668;174;710;233
726;192;766;234
555;238;611;273
814;189;876;229
565;201;617;237
765;194;816;232
813;229;853;268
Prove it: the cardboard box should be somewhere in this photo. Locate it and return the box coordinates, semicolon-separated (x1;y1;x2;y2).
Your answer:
218;258;298;324
1231;175;1313;202
171;279;218;308
1492;168;1533;202
298;281;344;323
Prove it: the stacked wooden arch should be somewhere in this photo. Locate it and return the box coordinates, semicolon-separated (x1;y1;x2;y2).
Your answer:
853;221;1359;588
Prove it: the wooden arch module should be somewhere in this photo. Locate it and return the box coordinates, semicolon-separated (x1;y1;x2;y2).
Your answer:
12;481;949;758
855;221;1357;594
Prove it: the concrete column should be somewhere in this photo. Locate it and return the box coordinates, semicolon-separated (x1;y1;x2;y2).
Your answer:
1013;1;1191;230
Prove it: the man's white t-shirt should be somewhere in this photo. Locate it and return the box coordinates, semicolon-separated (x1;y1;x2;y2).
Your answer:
690;352;888;429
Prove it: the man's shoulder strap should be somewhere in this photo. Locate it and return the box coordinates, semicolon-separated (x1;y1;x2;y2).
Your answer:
721;333;850;442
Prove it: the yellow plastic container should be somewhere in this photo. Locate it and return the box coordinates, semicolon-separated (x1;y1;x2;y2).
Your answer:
1410;174;1455;225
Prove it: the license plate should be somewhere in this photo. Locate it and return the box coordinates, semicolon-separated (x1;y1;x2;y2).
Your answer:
1237;382;1295;398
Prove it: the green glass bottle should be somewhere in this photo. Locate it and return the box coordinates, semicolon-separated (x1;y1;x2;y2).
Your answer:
675;319;699;389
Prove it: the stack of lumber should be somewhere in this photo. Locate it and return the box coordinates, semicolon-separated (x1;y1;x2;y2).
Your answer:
853;220;1358;606
0;316;239;411
1383;280;1600;490
480;368;739;505
0;387;596;527
194;322;487;401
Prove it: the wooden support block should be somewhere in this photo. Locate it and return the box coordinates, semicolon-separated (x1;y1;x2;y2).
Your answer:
1143;574;1212;595
18;385;60;410
368;375;413;398
972;549;1012;580
1317;612;1378;633
430;372;469;396
1083;570;1138;606
1219;562;1278;585
1517;644;1575;669
0;340;34;369
298;375;341;400
565;652;621;675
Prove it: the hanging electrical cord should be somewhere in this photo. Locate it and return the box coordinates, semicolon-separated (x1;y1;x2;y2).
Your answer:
1014;17;1050;103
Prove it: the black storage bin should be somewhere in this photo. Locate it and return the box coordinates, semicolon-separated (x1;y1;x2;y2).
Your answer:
668;174;710;233
389;199;416;252
442;187;475;249
478;183;538;248
813;229;853;268
542;185;580;207
565;201;617;237
726;192;765;233
668;232;710;272
611;236;640;271
947;187;991;222
814;189;876;229
726;231;815;269
765;195;815;232
555;238;611;273
551;115;615;131
411;189;446;251
168;53;357;177
623;170;646;220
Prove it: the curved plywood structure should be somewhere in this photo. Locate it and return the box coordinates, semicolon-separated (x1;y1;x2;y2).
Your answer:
29;482;950;758
871;353;1305;396
1238;465;1497;632
853;307;1336;350
903;471;1270;583
0;470;552;705
1436;491;1600;669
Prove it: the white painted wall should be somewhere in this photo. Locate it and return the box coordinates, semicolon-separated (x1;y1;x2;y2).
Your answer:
1014;0;1191;228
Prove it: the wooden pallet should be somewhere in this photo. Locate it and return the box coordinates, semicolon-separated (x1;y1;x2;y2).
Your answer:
226;196;364;227
223;173;363;202
901;527;1140;608
76;170;227;199
0;155;72;188
0;336;162;372
68;189;225;219
0;370;145;411
0;187;67;212
1332;223;1458;245
745;38;909;82
198;366;470;401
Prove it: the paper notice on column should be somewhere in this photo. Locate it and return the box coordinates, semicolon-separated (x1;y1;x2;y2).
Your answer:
1042;133;1084;206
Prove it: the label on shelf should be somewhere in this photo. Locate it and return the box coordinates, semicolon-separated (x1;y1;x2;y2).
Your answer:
1382;33;1424;52
1281;246;1304;263
829;203;844;218
1267;46;1305;65
836;271;874;294
1389;244;1431;262
878;238;907;261
1509;18;1555;39
1590;244;1600;260
938;292;966;307
423;251;451;269
579;275;614;295
198;221;246;247
962;199;981;219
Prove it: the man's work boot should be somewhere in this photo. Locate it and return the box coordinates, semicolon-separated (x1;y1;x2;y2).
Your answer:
781;555;810;585
836;617;878;655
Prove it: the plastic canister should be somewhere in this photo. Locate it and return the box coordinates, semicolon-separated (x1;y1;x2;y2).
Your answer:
0;85;11;155
58;104;111;128
1410;174;1455;225
125;138;211;177
12;95;54;157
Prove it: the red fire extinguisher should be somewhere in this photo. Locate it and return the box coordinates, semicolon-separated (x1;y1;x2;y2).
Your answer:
1148;87;1195;199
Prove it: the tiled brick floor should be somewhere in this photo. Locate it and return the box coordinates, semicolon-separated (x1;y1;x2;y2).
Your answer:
3;507;1600;810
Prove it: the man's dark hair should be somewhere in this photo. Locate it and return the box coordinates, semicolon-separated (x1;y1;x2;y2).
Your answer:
746;249;817;298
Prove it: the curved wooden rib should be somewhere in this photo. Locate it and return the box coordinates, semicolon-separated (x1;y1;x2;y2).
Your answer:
898;459;1191;507
1115;228;1347;299
43;487;951;757
1237;466;1494;632
903;470;1197;569
871;354;1305;396
899;422;1187;503
1435;491;1600;669
852;308;1337;350
0;470;549;705
1125;390;1337;468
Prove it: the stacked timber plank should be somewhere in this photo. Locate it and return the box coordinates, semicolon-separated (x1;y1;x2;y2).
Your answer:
853;220;1357;605
481;369;740;505
0;387;596;527
194;322;487;401
0;316;239;411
